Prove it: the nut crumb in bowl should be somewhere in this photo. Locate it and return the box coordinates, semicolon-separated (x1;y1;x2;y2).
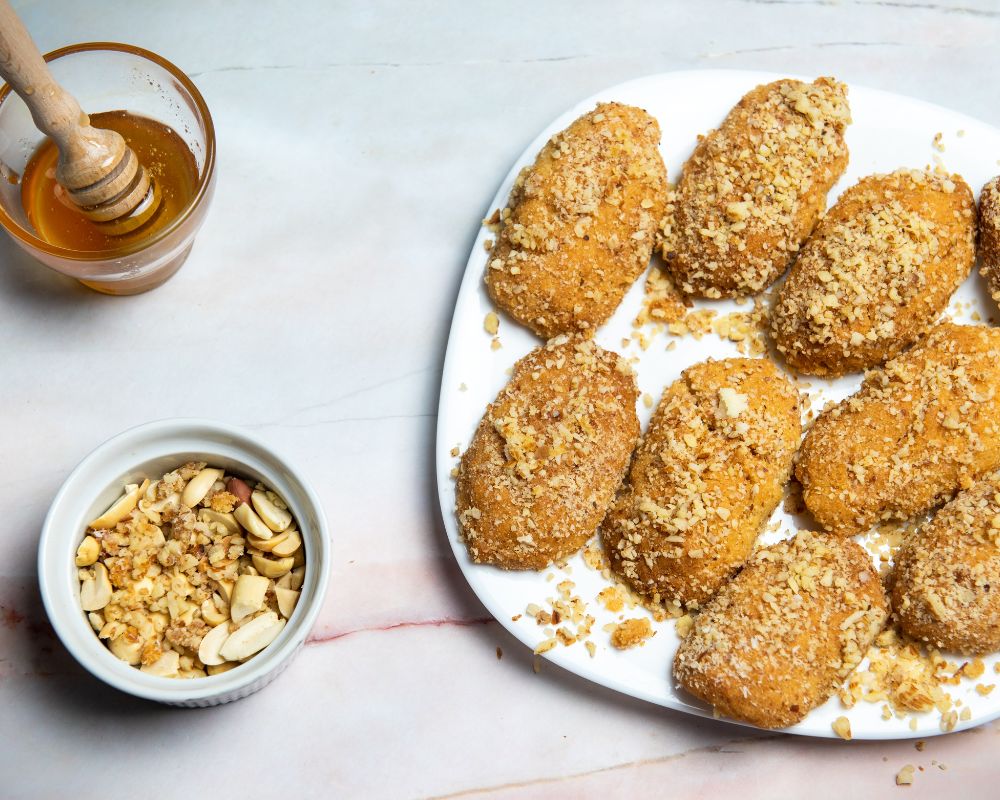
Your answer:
77;463;306;678
39;419;329;706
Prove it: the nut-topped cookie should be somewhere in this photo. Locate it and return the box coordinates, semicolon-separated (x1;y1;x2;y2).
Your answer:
456;336;639;569
892;471;1000;656
797;323;1000;536
601;357;800;607
661;77;850;298
674;530;887;729
485;102;667;338
772;169;976;376
979;176;1000;304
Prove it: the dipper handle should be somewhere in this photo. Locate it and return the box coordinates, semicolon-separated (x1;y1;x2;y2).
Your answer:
0;0;86;150
0;0;153;222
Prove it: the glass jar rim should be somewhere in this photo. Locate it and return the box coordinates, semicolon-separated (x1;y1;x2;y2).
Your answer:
0;41;217;261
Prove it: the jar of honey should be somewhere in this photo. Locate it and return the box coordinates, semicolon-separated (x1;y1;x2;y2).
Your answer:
0;43;215;295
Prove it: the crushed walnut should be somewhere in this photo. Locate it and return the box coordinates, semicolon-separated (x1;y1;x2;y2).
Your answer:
609;617;654;649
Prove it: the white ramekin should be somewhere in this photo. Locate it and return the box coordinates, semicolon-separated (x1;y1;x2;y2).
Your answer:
38;418;330;707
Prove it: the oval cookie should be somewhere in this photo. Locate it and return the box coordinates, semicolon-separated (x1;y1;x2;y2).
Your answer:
456;336;639;569
662;77;850;298
674;531;887;729
601;357;800;607
796;323;1000;536
485;102;668;339
892;471;1000;655
979;176;1000;304
772;169;976;376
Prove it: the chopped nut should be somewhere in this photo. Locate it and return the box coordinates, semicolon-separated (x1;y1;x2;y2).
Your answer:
197;621;232;666
219;612;285;661
251;490;292;533
234;502;273;540
275;586;300;618
231;574;269;623
251;553;294;579
109;632;142;665
75;536;100;567
77;466;306;680
79;562;112;611
270;529;302;558
87;480;148;529
484;311;500;335
609;618;654;649
180;467;223;508
141;650;180;678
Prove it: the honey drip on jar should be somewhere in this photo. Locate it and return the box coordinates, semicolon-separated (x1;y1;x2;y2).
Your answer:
20;110;198;251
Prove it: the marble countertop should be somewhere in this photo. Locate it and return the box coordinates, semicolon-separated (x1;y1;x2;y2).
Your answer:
2;1;999;797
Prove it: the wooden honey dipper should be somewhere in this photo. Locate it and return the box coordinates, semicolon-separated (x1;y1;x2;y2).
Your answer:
0;0;160;231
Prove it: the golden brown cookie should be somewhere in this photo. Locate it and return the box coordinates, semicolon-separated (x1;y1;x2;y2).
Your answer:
674;531;887;729
979;176;1000;304
892;471;1000;655
485;102;667;339
772;170;976;376
601;358;800;607
662;77;850;298
797;323;1000;536
456;336;639;569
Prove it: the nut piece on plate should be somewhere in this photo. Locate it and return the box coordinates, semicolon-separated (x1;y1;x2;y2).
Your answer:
980;176;1000;303
892;470;1000;655
673;531;887;729
485;102;668;339
796;323;1000;536
662;77;850;298
602;358;800;607
772;169;976;376
75;463;306;679
456;336;639;569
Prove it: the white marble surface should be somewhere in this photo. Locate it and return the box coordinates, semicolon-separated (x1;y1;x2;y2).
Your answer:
2;1;1000;797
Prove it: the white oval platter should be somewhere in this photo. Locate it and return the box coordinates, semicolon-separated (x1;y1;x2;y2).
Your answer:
436;69;1000;739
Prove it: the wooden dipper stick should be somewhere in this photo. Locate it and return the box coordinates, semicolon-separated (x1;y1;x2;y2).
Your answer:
0;0;157;225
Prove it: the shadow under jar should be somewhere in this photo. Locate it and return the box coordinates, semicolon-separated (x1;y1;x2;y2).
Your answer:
0;42;216;295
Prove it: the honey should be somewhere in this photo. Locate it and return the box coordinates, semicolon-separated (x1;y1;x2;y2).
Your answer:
20;110;198;252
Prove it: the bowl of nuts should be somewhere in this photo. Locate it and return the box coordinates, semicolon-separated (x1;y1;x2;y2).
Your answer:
38;419;330;706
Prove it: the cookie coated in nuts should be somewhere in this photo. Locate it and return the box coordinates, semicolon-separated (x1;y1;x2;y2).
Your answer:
796;323;1000;536
485;102;668;339
979;176;1000;305
892;471;1000;656
456;336;639;569
673;530;887;729
661;77;850;298
601;357;800;608
76;463;305;679
772;169;976;377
